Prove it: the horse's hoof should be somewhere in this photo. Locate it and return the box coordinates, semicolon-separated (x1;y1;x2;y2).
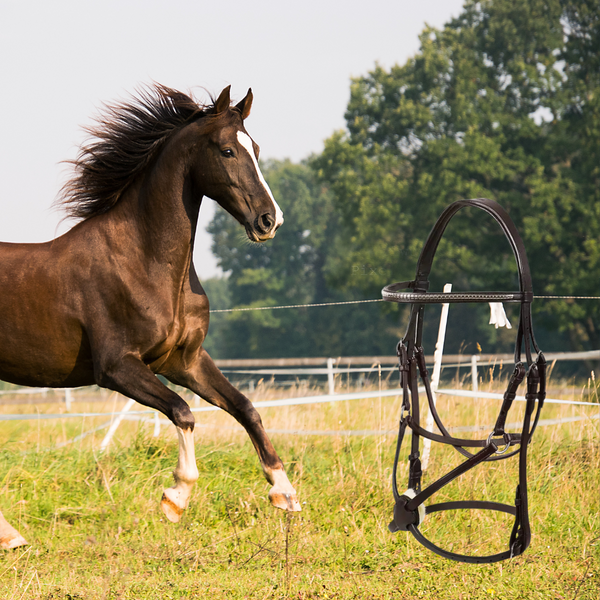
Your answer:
160;490;184;523
0;530;28;550
269;488;302;512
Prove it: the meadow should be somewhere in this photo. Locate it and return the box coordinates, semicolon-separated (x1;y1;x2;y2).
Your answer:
0;369;598;599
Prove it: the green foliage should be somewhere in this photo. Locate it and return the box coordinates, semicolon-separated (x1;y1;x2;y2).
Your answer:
204;0;599;362
312;0;600;356
205;160;402;358
200;277;230;357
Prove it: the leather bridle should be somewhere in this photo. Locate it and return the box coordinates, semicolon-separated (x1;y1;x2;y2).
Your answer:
383;198;546;563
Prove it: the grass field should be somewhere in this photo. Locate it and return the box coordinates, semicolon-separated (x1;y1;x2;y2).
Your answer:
0;372;598;599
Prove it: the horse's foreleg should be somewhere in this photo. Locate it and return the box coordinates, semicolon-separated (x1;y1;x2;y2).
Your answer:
0;509;27;550
97;355;199;523
160;426;199;523
165;348;301;512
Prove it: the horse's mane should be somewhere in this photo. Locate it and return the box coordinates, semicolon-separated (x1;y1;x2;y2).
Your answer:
59;84;214;220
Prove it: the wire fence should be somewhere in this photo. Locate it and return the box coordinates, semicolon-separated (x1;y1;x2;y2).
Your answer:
209;294;600;313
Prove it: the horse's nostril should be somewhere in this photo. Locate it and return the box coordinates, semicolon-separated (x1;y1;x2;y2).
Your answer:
257;213;275;234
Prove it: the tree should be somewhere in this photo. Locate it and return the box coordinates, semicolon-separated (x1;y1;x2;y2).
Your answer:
205;160;402;358
312;0;600;358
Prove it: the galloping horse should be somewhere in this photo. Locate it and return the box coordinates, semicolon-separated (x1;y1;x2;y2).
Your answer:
0;84;300;549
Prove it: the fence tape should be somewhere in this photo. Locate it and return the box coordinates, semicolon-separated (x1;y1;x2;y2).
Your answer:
434;388;598;406
1;387;597;422
222;413;599;436
88;412;600;437
0;409;155;421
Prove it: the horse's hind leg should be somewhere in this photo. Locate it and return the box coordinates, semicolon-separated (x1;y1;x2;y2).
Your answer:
96;355;199;523
164;348;301;512
0;509;28;550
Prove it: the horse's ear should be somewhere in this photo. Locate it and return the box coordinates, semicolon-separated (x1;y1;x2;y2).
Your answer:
214;86;231;113
235;88;253;120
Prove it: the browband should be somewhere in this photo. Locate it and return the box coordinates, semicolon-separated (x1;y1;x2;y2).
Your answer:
384;198;546;563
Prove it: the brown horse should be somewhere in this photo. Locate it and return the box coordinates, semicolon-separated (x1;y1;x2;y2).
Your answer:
0;84;300;550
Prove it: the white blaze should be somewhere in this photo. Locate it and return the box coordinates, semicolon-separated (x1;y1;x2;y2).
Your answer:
236;131;284;230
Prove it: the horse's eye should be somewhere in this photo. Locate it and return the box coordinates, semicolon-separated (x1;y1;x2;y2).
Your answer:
221;149;234;158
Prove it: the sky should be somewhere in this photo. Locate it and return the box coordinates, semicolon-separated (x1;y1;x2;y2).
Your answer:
0;0;464;278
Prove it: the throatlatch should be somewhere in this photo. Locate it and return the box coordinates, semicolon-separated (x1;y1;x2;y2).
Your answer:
384;198;546;564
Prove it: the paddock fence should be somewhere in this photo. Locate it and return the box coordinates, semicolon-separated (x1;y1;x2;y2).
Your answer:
1;349;598;451
1;281;599;452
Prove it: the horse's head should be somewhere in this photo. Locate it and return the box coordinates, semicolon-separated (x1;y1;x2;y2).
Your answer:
193;86;283;242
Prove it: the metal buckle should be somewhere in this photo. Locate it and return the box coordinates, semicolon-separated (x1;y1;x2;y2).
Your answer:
487;431;511;455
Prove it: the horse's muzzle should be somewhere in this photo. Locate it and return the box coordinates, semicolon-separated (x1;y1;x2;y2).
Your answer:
246;212;282;242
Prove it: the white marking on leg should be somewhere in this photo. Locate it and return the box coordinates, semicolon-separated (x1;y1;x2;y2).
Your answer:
160;427;199;523
236;131;284;231
0;509;28;549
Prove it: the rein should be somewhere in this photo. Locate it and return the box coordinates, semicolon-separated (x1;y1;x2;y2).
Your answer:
384;198;546;564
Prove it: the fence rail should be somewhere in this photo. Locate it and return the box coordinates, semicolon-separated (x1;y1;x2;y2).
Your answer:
1;387;597;452
212;350;600;369
1;350;598;401
2;338;598;450
2;277;599;459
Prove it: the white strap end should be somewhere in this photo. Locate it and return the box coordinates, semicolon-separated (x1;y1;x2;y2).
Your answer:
489;302;512;329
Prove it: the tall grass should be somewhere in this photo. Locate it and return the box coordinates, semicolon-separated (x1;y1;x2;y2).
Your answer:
0;372;598;599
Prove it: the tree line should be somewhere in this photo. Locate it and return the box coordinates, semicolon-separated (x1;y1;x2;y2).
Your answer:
202;0;599;369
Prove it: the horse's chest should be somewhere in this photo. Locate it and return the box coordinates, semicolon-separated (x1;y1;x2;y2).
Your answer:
143;293;207;362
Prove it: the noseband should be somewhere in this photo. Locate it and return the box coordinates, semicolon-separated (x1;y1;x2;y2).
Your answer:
384;198;546;563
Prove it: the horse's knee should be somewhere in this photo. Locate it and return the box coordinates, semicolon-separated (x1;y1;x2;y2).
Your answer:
234;395;262;423
172;401;195;431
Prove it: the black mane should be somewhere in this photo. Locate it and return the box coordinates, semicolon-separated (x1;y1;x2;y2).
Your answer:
59;84;213;220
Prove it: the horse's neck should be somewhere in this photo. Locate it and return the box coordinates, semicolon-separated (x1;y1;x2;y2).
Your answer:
109;131;202;281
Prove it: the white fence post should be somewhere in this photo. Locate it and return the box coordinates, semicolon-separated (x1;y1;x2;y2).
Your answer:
64;388;72;412
422;283;452;471
100;397;135;451
153;411;161;437
471;355;480;397
327;358;335;395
